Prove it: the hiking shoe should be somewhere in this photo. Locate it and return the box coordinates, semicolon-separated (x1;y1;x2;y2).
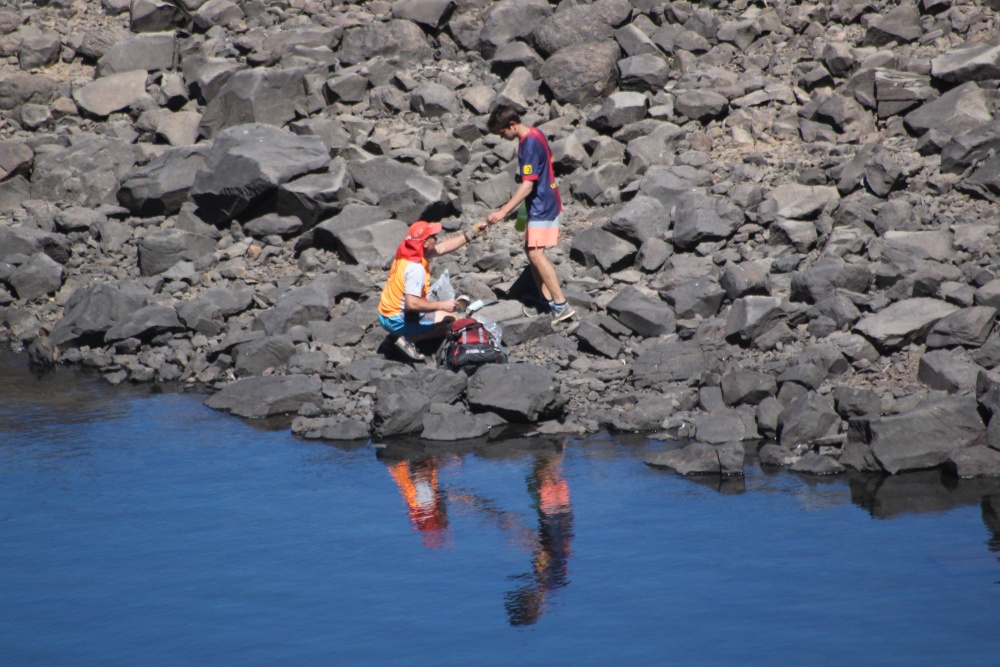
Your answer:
551;305;576;323
394;337;426;362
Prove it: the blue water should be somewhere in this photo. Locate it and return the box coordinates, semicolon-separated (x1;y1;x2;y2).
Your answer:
2;353;1000;666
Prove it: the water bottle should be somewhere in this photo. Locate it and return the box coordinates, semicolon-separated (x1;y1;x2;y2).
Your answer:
515;202;527;232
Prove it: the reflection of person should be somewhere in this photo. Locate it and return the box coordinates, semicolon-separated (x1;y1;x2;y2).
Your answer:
486;104;575;323
504;455;575;626
377;220;484;362
387;457;450;550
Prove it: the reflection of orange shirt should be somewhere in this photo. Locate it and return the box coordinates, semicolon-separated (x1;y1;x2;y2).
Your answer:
388;460;449;549
539;477;570;513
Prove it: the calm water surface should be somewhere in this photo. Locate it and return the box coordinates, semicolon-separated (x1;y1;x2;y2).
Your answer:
2;352;1000;666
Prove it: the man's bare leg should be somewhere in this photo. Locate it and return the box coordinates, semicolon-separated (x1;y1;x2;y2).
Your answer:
526;246;565;304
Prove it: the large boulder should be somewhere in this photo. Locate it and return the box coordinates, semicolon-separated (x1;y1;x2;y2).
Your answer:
349;157;453;223
338;18;433;65
632;340;714;386
104;305;184;343
467;363;564;422
49;282;149;346
31;137;138;207
478;0;553;59
854;297;959;352
645;441;745;476
7;253;63;301
606;287;675;338
931;37;1000;83
372;369;468;437
96;31;175;76
198;67;310;140
117;145;210;216
72;70;149;118
672;192;743;250
540;41;620;106
138;229;217;277
204;375;323;419
189;123;329;224
531;0;628;56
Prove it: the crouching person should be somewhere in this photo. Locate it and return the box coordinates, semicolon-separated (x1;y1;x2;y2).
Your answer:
378;220;482;362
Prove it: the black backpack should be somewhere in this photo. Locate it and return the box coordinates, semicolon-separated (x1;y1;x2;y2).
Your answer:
437;317;507;374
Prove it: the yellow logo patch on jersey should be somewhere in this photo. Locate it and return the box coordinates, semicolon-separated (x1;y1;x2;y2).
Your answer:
523;165;533;175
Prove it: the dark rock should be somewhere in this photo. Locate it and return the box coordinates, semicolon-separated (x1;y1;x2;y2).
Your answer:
789;452;845;475
204;374;323;418
72;70;148;118
8;253;63;301
117;145;209;217
467;363;564;422
790;257;871;303
421;412;494;441
940;121;1000;175
758;443;797;466
854;297;959;352
49;282;149;346
721;369;777;406
694;410;750;444
96;31;175;77
189;123;329;224
926;306;996;348
573;318;622;358
177;287;254;335
931;37;1000;83
276;159;353;228
606;287;675;338
31;137;138;208
349;157;452;223
904;81;992;138
232;335;297;376
725;296;784;344
833;385;882;419
478;0;553;59
138;229;217;277
104;305;183;343
632;340;713;386
645;441;744;476
778;392;841;450
338;19;433;66
672;192;742;250
569;226;637;272
254;282;330;336
540;40;620;106
944;445;1000;478
917;349;980;394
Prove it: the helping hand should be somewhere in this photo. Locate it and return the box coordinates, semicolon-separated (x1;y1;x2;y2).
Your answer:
486;210;504;225
439;300;457;313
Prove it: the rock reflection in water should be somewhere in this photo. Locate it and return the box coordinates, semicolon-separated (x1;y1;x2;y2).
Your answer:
378;435;575;626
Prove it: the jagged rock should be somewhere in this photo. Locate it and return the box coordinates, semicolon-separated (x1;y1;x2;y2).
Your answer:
588;91;647;131
637;164;712;204
725;296;784;344
0;226;68;264
117;144;209;216
232;335;297;376
618;54;670;92
764;183;840;219
410;82;460;117
392;0;455;29
854;297;959;351
931;37;1000;83
602;195;669;246
189;123;329;224
904;81;992;138
138;229;217;277
293;416;370;441
0;141;33;180
540;40;620;106
863;3;922;46
72;69;148;118
940;121;1000;175
860;394;985;474
198;67;309;140
958;153;1000;203
778;392;841;449
720;262;770;300
944;445;1000;478
790;257;871;303
662;279;725;319
373;369;468;436
205;374;323;419
253;282;330;336
467;363;564;422
917;349;981;394
18;28;61;70
569;226;637;272
674;89;729;122
49;282;149;346
632;340;713;386
350;157;452;223
572;318;622;358
694;410;750;444
338;18;433;65
789;452;845;475
0;74;58;111
156;111;201;147
721;369;776;406
672;192;742;250
645;441;744;476
181;55;246;103
478;0;553;59
177;287;254;335
532;0;627;56
104;305;183;343
130;0;183;32
31;137;138;208
96;31;175;77
421;412;495;441
833;386;881;419
8;253;63;301
190;0;243;30
926;306;996;348
276;159;353;228
606;287;675;338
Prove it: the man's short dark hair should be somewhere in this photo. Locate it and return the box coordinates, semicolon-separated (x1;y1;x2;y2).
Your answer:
487;105;521;134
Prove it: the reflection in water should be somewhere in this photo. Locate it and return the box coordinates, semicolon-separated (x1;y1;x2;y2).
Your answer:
504;455;574;626
384;446;575;626
387;457;451;549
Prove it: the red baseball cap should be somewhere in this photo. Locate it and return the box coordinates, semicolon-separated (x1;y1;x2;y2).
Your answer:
406;220;443;242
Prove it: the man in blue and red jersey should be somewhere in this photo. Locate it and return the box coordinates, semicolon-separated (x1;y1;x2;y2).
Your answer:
486;105;576;323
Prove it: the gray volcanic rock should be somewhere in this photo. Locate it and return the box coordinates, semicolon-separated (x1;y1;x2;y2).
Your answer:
0;74;58;111
467;363;564;422
790;257;871;303
570;227;637;272
8;253;63;301
931;37;1000;83
253;282;330;336
349;157;452;223
863;4;922;47
674;89;729;122
862;395;985;474
645;441;744;476
138;229;216;277
672;192;742;250
903;82;992;138
338;19;433;66
926;306;996;349
721;369;776;406
233;335;297;376
540;41;620;106
789;453;845;475
421;412;495;441
198;67;309;140
602;195;669;246
854;297;959;352
181;55;246;103
478;0;553;59
177;287;254;335
726;296;784;344
618;54;670;92
104;305;184;343
117;145;209;216
0;141;33;180
917;349;981;394
276;160;353;228
96;31;175;76
940;121;1000;175
49;282;149;346
189;123;329;224
31;137;138;208
205;374;323;419
392;0;455;29
73;69;148;117
606;287;675;338
373;369;468;437
531;0;628;56
632;340;712;386
778;392;841;450
410;82;460;117
945;446;1000;479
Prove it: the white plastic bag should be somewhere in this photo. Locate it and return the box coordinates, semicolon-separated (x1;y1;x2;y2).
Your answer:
427;269;455;302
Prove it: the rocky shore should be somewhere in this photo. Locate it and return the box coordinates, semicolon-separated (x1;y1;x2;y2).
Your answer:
6;0;1000;479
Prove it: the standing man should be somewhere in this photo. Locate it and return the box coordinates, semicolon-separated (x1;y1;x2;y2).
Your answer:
377;220;482;362
486;105;576;323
